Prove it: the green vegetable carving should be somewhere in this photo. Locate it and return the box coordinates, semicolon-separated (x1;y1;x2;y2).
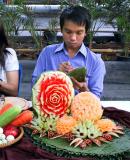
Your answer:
68;67;87;82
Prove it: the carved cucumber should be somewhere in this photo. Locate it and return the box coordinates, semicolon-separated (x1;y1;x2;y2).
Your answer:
0;105;22;127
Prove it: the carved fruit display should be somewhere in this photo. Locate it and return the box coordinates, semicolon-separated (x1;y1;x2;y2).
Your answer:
27;71;127;154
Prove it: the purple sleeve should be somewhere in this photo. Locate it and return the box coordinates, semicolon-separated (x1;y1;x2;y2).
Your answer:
88;58;106;98
32;49;46;85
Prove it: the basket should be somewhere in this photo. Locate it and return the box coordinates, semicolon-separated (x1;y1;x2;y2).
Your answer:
0;127;24;148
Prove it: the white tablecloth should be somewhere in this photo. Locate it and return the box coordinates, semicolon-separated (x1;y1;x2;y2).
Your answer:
101;101;130;112
29;101;130;112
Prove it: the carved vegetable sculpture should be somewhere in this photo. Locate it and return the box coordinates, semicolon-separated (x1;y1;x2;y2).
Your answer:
28;71;125;151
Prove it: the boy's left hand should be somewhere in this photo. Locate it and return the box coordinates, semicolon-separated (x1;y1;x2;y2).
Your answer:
70;77;89;92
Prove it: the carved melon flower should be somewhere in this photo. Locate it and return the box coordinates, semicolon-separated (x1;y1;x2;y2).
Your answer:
32;71;74;117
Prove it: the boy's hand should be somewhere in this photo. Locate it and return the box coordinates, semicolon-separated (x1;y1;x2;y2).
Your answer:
71;77;89;92
59;62;74;73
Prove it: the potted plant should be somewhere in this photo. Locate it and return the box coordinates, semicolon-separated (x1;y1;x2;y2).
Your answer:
0;1;42;51
104;0;130;60
43;17;58;45
116;15;130;59
80;0;108;48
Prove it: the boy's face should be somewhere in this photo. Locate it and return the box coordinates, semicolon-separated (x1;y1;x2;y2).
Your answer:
61;20;86;49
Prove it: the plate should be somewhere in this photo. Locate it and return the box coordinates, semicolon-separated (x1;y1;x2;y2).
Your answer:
0;97;29;110
0;127;24;148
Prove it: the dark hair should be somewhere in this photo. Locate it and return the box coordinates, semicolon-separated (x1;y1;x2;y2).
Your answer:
0;20;10;68
60;6;91;33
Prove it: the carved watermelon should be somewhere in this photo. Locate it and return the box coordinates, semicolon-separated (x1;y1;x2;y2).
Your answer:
32;71;74;117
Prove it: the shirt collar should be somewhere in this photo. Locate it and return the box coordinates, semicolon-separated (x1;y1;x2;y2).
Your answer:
54;42;87;58
54;43;64;53
79;43;87;58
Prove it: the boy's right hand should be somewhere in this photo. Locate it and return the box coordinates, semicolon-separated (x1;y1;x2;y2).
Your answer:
59;62;74;73
70;77;89;92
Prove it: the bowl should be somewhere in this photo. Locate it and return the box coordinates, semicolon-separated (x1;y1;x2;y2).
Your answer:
0;127;24;148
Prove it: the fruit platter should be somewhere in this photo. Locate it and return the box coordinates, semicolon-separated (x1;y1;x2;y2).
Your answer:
24;71;130;159
0;98;33;148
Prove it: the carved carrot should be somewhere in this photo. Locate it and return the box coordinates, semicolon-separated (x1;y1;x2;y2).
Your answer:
10;110;33;126
0;103;13;115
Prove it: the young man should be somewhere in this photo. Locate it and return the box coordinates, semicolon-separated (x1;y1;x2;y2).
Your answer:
32;6;106;98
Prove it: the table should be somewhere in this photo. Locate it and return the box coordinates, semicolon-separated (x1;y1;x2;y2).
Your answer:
0;101;130;160
101;101;130;112
28;101;130;112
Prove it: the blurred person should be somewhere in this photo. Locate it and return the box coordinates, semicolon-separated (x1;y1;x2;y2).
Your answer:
32;6;106;98
0;20;19;96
